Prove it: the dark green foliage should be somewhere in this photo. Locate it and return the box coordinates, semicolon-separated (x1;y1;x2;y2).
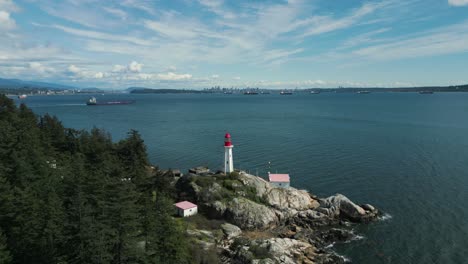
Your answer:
248;244;272;259
0;228;12;264
189;244;219;264
0;94;192;264
146;194;191;264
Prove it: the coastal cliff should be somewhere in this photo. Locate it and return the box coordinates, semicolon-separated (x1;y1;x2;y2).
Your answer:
174;171;380;263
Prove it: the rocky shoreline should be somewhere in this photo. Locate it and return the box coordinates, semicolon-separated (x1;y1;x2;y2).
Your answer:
173;171;381;263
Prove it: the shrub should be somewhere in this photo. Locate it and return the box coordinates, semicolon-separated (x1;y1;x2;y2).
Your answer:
249;244;272;259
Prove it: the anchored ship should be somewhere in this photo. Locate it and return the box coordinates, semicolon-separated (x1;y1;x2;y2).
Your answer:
86;96;135;106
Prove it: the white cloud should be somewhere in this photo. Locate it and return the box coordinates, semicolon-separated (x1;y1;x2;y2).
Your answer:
68;64;81;74
112;61;143;73
0;0;18;12
300;2;384;38
0;11;15;30
352;21;468;60
122;72;192;81
211;74;220;79
103;7;127;20
233;76;241;80
120;0;156;15
112;64;127;73
94;72;104;79
29;62;55;74
156;72;192;81
128;61;143;72
166;65;177;72
448;0;468;6
67;64;104;79
37;24;153;46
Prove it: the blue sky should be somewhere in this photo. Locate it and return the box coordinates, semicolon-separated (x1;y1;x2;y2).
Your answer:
1;0;468;89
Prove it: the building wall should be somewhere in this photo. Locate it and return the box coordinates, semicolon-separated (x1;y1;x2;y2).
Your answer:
270;181;290;188
182;207;198;217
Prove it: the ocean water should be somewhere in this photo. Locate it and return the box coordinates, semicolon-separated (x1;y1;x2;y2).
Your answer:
15;93;468;263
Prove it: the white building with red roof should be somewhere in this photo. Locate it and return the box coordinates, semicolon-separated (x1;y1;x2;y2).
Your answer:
174;201;198;217
268;173;290;188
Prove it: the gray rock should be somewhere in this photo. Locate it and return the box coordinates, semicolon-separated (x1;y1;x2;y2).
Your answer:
224;198;280;230
221;223;242;239
239;172;320;211
361;204;375;211
253;238;316;264
320;194;367;221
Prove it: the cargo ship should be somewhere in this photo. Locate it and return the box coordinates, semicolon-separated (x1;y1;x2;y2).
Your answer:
86;96;135;106
280;91;293;95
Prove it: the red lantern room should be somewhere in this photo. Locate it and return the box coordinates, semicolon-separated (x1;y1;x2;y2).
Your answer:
224;133;232;147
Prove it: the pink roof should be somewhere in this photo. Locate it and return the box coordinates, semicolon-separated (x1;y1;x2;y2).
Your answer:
269;174;290;182
174;201;197;210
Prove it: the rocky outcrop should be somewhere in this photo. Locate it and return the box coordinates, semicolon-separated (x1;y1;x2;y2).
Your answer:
221;223;242;239
177;171;381;263
318;194;379;222
231;238;316;264
238;172;320;211
224;198;281;230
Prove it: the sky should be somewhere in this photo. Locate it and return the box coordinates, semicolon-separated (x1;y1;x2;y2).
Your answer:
1;0;468;89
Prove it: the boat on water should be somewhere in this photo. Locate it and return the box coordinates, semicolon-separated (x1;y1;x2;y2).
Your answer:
86;96;135;106
310;91;320;94
243;91;259;95
419;91;434;94
18;94;27;99
280;91;293;95
357;91;371;94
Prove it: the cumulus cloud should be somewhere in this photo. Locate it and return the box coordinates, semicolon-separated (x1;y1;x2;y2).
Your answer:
128;61;143;72
112;64;127;73
67;64;105;79
0;0;18;12
156;72;191;81
29;62;55;74
448;0;468;6
112;61;143;73
67;64;81;74
94;72;104;79
0;11;16;31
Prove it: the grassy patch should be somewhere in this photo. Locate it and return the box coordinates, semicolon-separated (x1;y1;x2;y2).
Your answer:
182;213;226;231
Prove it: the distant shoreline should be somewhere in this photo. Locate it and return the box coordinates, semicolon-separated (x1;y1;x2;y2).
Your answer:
2;83;468;96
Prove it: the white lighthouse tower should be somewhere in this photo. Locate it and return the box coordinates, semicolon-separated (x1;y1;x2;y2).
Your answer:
224;133;234;173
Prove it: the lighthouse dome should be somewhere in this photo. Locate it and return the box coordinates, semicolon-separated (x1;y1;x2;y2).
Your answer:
225;133;231;138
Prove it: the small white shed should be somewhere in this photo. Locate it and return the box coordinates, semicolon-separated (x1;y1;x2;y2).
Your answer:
174;201;198;217
268;173;290;188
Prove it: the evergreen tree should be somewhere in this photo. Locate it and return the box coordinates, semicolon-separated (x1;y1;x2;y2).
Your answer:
0;228;12;264
0;95;194;263
148;194;190;264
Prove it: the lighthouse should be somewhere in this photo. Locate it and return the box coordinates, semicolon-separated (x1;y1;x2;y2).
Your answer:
224;133;234;173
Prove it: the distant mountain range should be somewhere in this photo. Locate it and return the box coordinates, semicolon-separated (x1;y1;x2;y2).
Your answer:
2;77;468;94
0;78;77;90
0;78;107;94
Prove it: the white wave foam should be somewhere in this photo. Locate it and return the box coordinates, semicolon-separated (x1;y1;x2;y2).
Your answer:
340;255;351;263
352;234;365;241
324;242;335;249
379;213;393;221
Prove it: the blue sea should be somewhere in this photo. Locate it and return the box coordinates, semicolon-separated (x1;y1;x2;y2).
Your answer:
14;92;468;263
